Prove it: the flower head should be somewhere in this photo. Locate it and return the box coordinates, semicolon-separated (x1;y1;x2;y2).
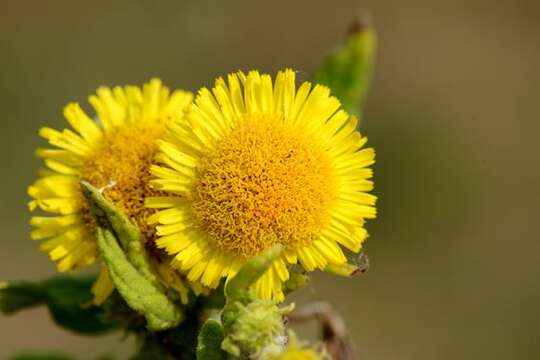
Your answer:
28;79;192;302
148;69;376;301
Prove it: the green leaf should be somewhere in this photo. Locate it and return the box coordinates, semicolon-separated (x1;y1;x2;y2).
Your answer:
313;19;377;116
96;226;183;331
80;181;183;331
0;281;43;313
80;181;161;289
1;276;116;335
197;318;226;360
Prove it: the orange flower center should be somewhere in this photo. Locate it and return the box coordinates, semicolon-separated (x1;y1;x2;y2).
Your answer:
82;122;164;241
191;118;336;258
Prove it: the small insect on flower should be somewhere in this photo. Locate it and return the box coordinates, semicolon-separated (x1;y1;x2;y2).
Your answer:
147;69;377;302
27;79;193;304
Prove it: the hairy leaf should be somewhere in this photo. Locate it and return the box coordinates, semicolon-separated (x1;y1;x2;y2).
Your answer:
96;226;183;331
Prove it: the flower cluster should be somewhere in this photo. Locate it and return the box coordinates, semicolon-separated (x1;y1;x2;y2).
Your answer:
28;69;376;305
24;64;377;359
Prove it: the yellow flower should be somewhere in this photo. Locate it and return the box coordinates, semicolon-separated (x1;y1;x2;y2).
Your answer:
148;69;376;301
270;347;324;360
264;332;326;360
28;79;193;303
273;349;322;360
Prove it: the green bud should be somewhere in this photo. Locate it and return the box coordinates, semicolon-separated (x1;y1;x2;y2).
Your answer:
313;18;377;116
221;299;294;358
219;245;294;358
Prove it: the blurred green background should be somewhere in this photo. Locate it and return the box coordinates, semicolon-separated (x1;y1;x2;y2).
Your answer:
1;0;538;358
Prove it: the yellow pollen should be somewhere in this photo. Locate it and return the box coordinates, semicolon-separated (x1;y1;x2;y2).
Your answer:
82;122;164;242
192;119;336;258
